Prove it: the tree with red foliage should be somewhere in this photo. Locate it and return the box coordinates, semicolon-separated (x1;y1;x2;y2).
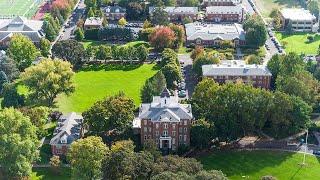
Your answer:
149;27;176;52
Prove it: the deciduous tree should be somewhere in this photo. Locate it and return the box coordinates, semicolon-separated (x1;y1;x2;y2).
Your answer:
7;34;39;70
149;27;175;52
20;59;75;106
40;38;51;57
68;136;108;180
0;108;39;179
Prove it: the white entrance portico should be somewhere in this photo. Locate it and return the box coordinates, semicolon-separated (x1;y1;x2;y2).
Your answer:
159;136;172;149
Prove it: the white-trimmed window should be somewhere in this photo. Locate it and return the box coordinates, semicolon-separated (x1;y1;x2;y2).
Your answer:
164;123;168;129
172;124;176;129
179;135;182;141
144;127;147;133
172;138;176;144
184;120;187;126
144;120;147;125
184;127;187;133
163;130;168;136
156;123;159;129
172;131;176;136
156;131;159;136
184;135;187;142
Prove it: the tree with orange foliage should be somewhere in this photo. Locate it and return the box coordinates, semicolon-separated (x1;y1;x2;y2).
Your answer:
149;26;176;52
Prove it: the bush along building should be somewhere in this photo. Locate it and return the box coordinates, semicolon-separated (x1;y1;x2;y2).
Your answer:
133;89;194;153
50;112;84;156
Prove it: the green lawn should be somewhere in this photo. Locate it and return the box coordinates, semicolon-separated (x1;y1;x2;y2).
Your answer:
0;0;44;18
200;150;320;180
56;64;159;113
31;168;71;180
255;0;301;17
275;32;320;54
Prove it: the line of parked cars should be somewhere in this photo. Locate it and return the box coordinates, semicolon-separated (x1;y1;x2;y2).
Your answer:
268;28;284;54
178;61;186;98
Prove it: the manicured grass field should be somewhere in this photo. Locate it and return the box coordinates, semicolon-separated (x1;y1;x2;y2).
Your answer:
31;168;71;180
0;0;43;18
275;32;320;54
255;0;301;17
200;150;320;180
56;64;159;113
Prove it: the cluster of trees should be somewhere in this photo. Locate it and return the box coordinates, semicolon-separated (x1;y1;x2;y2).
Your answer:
191;79;312;142
243;14;267;48
67;137;227;179
190;46;221;77
88;44;149;62
267;53;320;110
159;49;182;88
269;8;282;30
141;71;167;103
148;24;185;52
44;0;77;41
82;27;133;41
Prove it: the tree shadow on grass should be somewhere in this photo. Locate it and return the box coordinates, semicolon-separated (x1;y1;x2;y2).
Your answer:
80;63;144;72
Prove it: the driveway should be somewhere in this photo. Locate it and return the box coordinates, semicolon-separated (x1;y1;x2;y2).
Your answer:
178;54;197;100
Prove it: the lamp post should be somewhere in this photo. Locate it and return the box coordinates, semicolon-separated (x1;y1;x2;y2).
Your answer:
302;129;308;165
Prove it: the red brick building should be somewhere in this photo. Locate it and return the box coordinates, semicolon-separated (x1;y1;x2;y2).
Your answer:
101;6;126;21
206;5;245;22
133;89;194;151
202;62;272;89
149;7;198;22
50;112;83;156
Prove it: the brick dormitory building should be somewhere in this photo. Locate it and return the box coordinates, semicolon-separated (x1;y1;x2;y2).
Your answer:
133;89;194;152
202;61;272;89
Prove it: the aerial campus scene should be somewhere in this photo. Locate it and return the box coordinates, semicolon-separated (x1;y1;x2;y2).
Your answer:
0;0;320;179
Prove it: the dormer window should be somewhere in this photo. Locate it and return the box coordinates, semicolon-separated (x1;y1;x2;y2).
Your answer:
60;135;67;144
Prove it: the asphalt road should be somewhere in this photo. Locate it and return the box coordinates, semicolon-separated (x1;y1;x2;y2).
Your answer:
60;1;86;41
178;54;197;100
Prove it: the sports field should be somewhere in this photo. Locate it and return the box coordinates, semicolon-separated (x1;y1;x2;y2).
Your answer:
0;0;43;18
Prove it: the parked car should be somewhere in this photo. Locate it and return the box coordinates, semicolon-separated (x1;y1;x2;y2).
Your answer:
313;150;320;155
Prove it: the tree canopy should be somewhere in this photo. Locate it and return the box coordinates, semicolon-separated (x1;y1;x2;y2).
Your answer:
7;34;39;70
20;58;75;106
0;108;39;178
243;14;267;47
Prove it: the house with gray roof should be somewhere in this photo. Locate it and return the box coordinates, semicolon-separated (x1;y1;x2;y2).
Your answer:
185;22;246;47
133;88;193;152
50;112;84;155
149;7;199;21
0;16;44;49
84;17;103;30
202;63;272;88
202;0;242;6
101;6;126;21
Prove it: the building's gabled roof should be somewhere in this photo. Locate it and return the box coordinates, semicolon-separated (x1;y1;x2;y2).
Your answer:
84;17;103;26
206;4;244;14
101;6;126;14
203;0;242;3
160;88;171;98
149;7;198;14
202;64;272;77
0;16;44;42
185;22;245;41
50;112;83;145
138;89;193;122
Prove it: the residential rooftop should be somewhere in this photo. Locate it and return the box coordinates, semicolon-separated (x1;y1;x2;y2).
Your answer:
206;4;244;14
101;6;126;13
50;112;83;145
137;89;193;123
185;22;245;41
202;64;272;77
149;7;198;14
280;8;316;21
84;17;103;26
